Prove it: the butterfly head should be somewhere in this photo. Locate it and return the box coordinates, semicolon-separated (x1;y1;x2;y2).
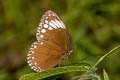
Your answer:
69;48;73;55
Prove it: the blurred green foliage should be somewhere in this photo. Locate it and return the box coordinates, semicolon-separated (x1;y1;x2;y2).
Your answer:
0;0;120;80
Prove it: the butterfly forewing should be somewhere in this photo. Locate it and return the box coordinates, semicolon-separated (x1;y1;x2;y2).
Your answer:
36;10;70;50
27;10;70;72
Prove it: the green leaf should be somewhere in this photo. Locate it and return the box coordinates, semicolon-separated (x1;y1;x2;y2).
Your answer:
19;65;90;80
103;69;110;80
93;45;120;68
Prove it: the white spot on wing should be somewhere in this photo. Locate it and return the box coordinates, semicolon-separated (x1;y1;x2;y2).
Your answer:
44;24;48;28
52;14;55;16
31;66;35;69
31;44;34;47
30;48;32;50
41;29;46;33
28;50;31;53
29;63;32;66
27;60;30;63
40;42;43;45
34;42;38;44
46;17;48;19
40;35;43;38
45;20;48;24
27;57;30;60
28;53;31;56
38;27;41;30
39;23;42;27
34;45;37;48
37;30;40;33
48;27;53;30
36;33;39;36
32;51;34;54
33;68;36;71
34;62;37;65
33;67;37;71
32;57;34;59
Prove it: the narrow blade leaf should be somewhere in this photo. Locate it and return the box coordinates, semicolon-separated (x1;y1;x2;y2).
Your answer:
93;45;120;68
103;69;110;80
19;65;90;80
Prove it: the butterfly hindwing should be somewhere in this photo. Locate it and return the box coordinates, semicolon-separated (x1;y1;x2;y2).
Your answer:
27;41;63;72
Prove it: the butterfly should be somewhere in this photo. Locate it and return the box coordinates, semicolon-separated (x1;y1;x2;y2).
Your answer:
27;10;71;72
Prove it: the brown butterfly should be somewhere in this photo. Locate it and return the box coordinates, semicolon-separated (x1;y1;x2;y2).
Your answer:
27;10;71;72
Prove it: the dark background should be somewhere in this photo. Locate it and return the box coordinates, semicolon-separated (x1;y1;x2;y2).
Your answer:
0;0;120;80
